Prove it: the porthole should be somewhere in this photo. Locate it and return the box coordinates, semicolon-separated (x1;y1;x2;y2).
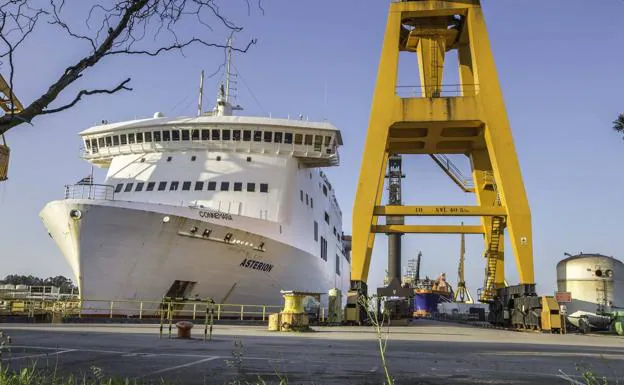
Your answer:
595;269;603;277
69;209;82;220
167;156;172;162
247;157;252;162
216;156;222;161
191;156;197;162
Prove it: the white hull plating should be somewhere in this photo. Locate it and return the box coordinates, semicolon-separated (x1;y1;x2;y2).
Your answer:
40;199;350;312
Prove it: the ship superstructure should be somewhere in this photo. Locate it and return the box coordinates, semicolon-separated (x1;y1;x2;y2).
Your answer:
40;49;350;310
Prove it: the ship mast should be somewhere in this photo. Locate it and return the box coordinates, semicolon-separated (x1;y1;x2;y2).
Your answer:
213;33;242;117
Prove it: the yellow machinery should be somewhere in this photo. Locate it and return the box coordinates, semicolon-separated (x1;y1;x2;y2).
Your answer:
540;296;564;333
269;291;318;332
0;72;23;182
351;0;534;303
344;290;364;325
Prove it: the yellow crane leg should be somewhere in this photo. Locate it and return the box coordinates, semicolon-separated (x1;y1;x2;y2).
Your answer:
466;8;534;284
351;8;401;283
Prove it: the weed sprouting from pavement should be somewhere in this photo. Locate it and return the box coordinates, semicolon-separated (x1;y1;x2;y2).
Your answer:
359;295;394;385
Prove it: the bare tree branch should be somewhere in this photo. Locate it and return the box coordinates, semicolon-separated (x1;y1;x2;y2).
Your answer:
41;78;132;115
0;0;261;136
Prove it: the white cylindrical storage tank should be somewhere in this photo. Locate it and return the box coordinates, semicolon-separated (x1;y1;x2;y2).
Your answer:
557;253;623;318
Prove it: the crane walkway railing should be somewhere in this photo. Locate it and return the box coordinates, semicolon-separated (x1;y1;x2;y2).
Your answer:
429;154;474;193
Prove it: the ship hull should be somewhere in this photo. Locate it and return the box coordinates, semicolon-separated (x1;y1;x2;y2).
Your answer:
413;290;452;318
40;199;346;314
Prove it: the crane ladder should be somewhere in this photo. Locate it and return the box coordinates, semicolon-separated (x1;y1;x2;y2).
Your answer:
480;214;504;303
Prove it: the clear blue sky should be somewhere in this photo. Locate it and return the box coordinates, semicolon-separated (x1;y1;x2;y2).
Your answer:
1;0;623;297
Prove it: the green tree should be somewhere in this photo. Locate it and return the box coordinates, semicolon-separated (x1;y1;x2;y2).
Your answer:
1;274;76;293
614;113;624;138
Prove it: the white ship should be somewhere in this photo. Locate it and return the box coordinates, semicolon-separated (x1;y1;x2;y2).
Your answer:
39;49;351;312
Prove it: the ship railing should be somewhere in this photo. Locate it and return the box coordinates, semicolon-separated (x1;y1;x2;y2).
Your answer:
395;83;481;98
0;297;329;323
81;139;341;166
64;184;115;200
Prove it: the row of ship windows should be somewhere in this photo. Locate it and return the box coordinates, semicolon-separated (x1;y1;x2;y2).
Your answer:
314;220;341;243
114;181;269;193
320;236;342;275
86;129;333;151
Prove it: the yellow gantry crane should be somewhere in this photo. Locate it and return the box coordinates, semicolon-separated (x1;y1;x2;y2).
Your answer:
351;0;535;303
454;224;473;303
0;72;23;182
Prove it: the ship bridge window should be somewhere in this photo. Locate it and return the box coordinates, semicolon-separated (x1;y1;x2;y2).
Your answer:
135;182;144;192
253;130;262;142
85;139;91;149
234;182;242;191
212;129;220;140
98;137;105;148
336;254;340;275
325;136;332;146
207;181;216;191
162;130;171;141
182;181;191;191
181;129;189;141
201;129;209;140
120;135;127;145
305;134;313;146
274;132;283;143
194;181;204;191
294;134;303;145
170;181;179;191
128;133;135;144
263;131;272;143
233;130;241;141
247;183;255;192
136;133;144;143
320;237;328;261
191;129;199;141
154;131;161;142
222;129;231;141
260;183;268;193
158;181;167;191
314;135;322;151
172;130;180;141
146;182;155;191
105;136;112;147
220;182;230;191
145;132;152;142
113;135;120;146
324;211;330;224
124;183;134;192
243;130;251;141
115;183;123;193
284;133;293;144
